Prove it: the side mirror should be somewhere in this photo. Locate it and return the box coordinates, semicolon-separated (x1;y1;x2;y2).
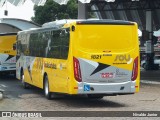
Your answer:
4;10;8;16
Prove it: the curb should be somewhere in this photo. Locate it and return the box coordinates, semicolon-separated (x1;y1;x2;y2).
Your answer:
140;80;160;85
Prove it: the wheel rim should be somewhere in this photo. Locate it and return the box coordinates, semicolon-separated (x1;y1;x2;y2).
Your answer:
45;80;49;96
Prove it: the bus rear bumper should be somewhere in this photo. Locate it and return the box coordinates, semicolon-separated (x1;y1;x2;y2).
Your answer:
0;66;16;72
77;81;136;94
0;65;16;75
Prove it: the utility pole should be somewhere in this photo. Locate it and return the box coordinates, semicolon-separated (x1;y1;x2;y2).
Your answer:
145;10;159;70
78;1;88;19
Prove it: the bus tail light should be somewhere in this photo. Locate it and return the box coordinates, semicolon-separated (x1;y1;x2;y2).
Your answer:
73;57;82;82
131;57;138;81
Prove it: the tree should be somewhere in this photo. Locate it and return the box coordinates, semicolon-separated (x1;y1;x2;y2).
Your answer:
31;0;78;25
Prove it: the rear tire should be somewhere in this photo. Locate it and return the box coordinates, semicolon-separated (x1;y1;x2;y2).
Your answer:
44;76;52;100
21;72;30;89
87;94;104;99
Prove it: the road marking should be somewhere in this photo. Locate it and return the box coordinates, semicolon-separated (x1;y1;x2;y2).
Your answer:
0;84;7;87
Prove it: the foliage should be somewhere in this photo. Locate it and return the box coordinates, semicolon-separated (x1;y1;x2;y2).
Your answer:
31;0;78;25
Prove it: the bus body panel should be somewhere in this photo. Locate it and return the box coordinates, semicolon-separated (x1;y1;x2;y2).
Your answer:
16;56;70;93
43;58;69;93
69;22;140;94
0;54;16;72
0;33;17;73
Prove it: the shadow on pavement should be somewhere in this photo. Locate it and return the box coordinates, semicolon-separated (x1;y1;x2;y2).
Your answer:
53;95;127;108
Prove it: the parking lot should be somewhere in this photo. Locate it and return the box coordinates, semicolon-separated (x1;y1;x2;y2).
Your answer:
0;70;160;113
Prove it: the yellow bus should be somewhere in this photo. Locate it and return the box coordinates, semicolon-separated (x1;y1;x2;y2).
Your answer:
16;19;140;99
0;33;17;74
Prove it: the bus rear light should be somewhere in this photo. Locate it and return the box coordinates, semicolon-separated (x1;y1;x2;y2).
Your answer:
74;87;78;89
73;57;82;82
131;57;138;81
135;86;138;88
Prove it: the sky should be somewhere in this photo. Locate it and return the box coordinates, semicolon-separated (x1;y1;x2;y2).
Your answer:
0;0;34;21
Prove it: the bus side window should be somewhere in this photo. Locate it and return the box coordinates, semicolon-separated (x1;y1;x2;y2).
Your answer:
29;33;39;56
46;28;69;59
17;41;22;55
61;28;70;59
47;30;61;59
38;32;46;57
44;31;52;58
48;46;61;58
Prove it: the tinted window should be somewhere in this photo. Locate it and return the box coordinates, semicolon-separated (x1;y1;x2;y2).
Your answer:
61;29;70;59
29;33;39;56
18;28;70;59
18;34;29;56
47;28;70;59
47;30;61;58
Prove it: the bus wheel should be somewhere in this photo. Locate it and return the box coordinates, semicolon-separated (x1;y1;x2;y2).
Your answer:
87;94;104;99
21;72;30;89
44;76;52;100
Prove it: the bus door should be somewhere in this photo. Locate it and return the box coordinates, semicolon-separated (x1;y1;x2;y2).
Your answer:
33;57;43;88
56;60;68;93
50;29;69;93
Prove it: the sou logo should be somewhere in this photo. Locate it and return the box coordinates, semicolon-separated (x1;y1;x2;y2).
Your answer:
114;55;133;64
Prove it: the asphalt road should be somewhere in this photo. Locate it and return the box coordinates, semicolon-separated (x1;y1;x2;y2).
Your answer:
0;74;159;110
141;68;160;82
0;72;160;119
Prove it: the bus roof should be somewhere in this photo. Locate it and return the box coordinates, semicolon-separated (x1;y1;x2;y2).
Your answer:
18;19;135;35
0;32;17;36
42;19;135;27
